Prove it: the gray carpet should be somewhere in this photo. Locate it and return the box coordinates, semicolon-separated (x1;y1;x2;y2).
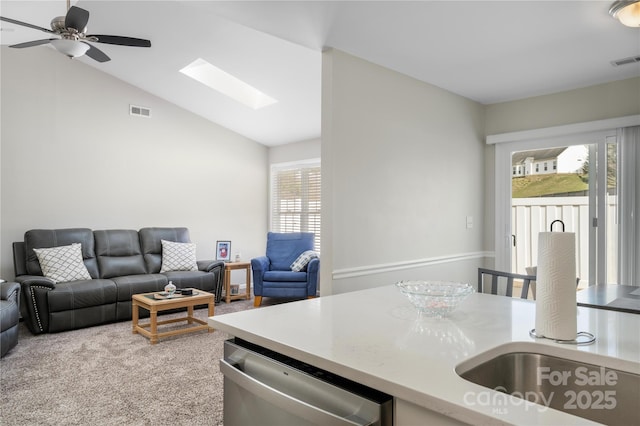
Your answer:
0;297;263;426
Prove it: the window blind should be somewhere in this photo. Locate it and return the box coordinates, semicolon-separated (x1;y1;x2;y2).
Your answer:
271;161;321;253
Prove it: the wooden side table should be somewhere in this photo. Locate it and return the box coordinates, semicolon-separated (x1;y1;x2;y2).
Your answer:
224;261;252;303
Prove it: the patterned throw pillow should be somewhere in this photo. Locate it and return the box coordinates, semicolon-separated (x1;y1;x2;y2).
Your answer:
33;243;92;283
160;240;198;272
290;250;318;272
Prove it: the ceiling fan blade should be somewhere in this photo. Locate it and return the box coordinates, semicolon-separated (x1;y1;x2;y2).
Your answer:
86;35;151;48
0;16;55;34
65;6;89;31
9;39;54;49
82;42;110;63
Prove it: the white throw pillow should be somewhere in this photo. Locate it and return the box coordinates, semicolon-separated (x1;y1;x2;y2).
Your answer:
33;243;92;283
160;240;198;272
290;250;318;272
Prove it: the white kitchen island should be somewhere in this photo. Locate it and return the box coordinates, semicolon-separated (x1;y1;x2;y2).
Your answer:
208;285;640;425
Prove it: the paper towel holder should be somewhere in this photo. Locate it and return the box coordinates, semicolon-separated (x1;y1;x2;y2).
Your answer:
529;329;595;345
532;218;595;345
550;219;565;232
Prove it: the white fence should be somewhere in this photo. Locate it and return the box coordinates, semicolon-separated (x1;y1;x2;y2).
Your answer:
511;196;618;286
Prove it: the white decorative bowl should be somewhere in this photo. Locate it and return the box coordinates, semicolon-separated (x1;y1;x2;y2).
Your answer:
395;280;474;318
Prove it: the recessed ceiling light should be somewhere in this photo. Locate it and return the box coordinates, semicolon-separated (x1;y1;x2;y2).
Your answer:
180;58;277;110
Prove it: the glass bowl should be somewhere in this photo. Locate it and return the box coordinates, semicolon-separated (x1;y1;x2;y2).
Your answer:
395;280;474;318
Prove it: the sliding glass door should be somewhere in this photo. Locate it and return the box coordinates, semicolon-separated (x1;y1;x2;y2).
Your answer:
495;131;619;286
596;136;619;286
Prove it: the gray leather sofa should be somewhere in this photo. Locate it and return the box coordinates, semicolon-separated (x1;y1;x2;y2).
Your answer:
12;227;224;334
1;281;20;356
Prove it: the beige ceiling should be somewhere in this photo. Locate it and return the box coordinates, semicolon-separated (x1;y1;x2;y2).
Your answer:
1;1;639;146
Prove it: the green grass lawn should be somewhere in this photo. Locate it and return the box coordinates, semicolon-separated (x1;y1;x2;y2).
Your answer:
512;173;588;198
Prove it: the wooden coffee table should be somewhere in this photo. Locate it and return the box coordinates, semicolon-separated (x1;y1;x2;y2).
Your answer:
132;289;215;344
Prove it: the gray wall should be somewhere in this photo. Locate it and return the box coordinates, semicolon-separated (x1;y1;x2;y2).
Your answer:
321;49;487;294
0;46;269;279
485;77;640;136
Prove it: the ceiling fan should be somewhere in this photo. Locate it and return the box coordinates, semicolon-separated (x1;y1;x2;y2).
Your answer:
0;0;151;63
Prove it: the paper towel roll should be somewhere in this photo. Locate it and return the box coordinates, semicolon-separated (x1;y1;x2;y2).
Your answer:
535;231;577;340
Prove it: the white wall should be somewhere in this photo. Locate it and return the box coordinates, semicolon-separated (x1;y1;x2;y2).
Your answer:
321;49;487;295
0;46;269;279
269;138;321;165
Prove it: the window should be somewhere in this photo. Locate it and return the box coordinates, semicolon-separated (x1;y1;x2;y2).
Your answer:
271;160;321;252
535;164;539;172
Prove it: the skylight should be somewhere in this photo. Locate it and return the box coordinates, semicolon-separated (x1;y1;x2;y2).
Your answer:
180;58;277;110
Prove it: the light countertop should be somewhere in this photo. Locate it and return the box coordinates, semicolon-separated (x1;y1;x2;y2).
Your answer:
208;285;640;425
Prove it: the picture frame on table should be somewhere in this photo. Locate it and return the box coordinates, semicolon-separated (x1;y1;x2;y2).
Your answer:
216;241;232;261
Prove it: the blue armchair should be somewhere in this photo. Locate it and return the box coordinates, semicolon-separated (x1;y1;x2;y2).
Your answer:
251;232;319;307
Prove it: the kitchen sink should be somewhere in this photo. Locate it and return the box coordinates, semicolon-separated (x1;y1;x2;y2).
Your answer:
456;348;640;425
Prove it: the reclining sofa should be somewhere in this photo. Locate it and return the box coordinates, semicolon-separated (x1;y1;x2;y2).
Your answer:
1;281;20;356
12;227;224;334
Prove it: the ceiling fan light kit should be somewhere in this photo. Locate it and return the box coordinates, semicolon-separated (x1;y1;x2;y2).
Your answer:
609;0;640;27
50;38;89;58
0;4;151;62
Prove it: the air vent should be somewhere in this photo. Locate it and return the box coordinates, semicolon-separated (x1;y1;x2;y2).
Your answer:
611;55;640;67
129;104;151;118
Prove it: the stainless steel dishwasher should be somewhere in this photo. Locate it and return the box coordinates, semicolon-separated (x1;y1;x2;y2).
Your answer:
221;338;393;426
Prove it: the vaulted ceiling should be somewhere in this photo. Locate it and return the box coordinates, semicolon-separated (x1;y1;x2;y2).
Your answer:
1;1;638;145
